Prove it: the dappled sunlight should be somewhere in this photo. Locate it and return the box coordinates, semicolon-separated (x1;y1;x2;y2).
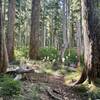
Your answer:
64;71;80;85
0;0;100;99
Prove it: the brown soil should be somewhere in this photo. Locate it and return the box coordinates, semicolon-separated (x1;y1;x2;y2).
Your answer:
20;72;88;100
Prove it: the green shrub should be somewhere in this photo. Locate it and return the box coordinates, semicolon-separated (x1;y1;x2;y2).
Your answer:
15;47;28;59
64;48;77;64
39;47;84;65
64;48;84;65
39;47;59;61
0;75;21;97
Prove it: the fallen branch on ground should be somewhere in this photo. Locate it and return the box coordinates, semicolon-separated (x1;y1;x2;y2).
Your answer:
6;67;34;80
46;87;63;100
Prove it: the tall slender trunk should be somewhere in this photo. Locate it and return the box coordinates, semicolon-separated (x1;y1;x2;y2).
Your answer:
66;0;70;48
6;0;16;62
29;0;40;59
76;20;82;66
60;0;68;62
0;0;8;73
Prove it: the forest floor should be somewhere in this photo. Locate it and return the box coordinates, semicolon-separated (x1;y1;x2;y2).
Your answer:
12;60;100;100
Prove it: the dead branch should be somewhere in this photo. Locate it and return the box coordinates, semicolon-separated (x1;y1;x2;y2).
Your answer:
46;87;63;100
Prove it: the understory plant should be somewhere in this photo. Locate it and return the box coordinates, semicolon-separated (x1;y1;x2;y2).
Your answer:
0;75;21;98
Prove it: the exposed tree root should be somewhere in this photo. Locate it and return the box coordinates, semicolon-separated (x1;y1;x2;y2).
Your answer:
74;68;87;85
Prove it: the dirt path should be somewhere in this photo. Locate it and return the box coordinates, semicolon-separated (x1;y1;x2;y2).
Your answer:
19;72;87;100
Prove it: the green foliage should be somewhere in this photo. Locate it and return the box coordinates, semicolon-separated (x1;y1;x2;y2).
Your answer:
39;47;84;65
0;75;21;97
65;48;77;64
92;89;100;99
64;48;84;65
31;85;40;100
80;54;84;66
15;47;28;59
73;85;88;93
39;47;59;61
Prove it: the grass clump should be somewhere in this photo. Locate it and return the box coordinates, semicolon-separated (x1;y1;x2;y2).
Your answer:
0;75;21;97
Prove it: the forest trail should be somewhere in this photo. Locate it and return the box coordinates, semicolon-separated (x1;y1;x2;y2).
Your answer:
0;0;100;99
18;63;87;100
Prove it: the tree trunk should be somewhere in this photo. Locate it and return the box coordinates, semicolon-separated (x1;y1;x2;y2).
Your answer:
66;0;70;48
60;0;68;62
29;0;40;60
6;0;16;62
0;0;8;73
75;0;100;85
76;20;82;67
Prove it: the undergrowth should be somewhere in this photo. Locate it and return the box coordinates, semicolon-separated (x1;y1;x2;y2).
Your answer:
0;75;21;98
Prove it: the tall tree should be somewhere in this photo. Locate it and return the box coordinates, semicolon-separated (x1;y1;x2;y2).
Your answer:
76;20;82;66
0;0;8;73
60;0;68;62
75;0;100;85
29;0;40;59
6;0;16;62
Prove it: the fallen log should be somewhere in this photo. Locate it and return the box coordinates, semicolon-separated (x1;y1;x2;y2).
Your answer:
6;67;34;74
6;67;34;81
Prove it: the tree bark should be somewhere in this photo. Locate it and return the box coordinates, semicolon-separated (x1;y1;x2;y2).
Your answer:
60;0;68;62
0;0;8;73
76;20;82;66
29;0;40;60
75;0;100;85
6;0;16;62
